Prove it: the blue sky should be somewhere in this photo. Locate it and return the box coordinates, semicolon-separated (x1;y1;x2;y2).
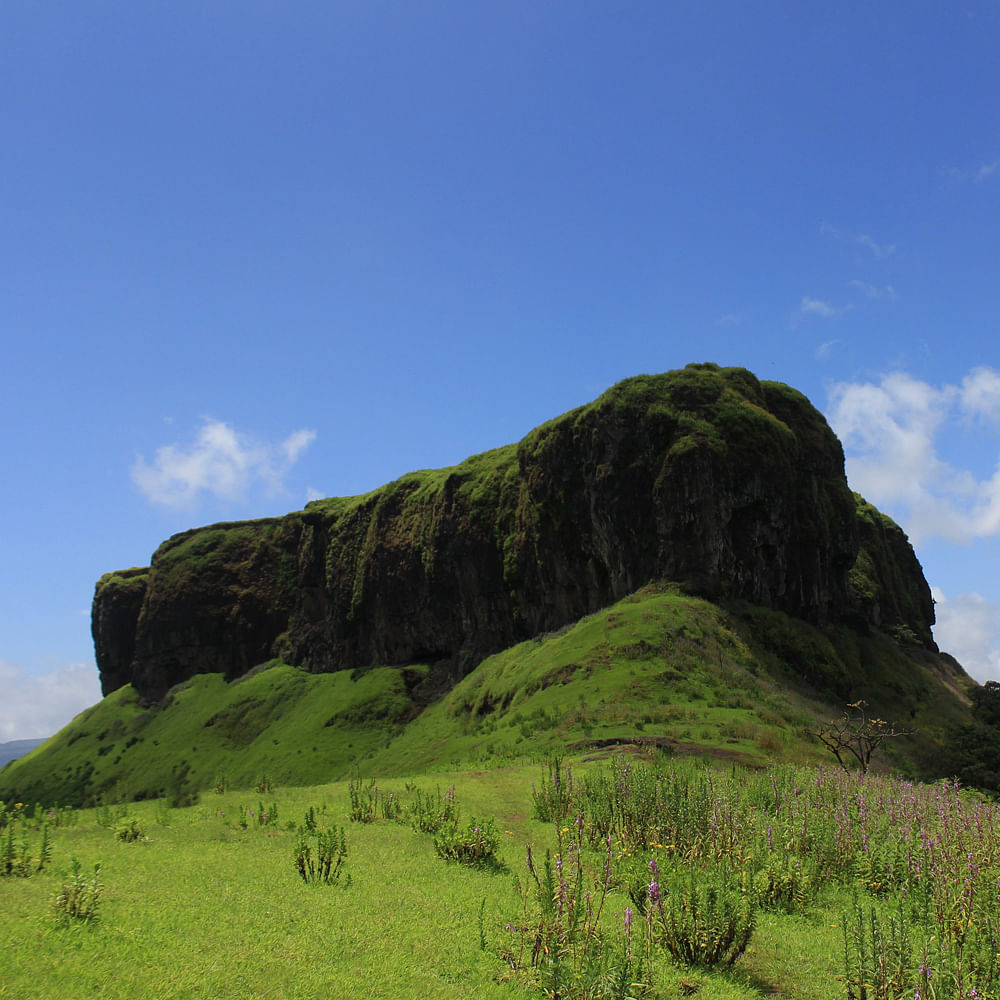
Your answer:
3;1;1000;740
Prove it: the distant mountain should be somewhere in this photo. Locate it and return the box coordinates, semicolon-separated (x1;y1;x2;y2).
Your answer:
0;739;45;767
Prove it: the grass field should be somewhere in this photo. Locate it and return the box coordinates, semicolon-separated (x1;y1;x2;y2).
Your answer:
3;751;998;1000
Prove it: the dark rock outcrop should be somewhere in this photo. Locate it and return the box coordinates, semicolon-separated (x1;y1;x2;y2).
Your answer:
93;363;935;701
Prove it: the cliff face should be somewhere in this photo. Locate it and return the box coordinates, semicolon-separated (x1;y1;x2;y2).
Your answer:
93;363;934;700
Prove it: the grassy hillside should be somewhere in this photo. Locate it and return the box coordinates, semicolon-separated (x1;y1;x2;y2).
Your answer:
1;585;972;808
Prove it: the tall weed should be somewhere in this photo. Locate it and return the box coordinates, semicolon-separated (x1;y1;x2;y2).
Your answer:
294;826;350;886
52;859;102;925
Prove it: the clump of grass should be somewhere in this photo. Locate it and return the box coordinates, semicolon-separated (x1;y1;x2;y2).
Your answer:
751;851;816;913
294;826;349;886
407;784;459;834
0;800;23;827
531;756;576;823
504;831;649;998
28;802;78;828
645;856;754;969
433;815;500;867
348;777;401;823
114;816;146;842
2;819;51;876
236;801;279;829
95;798;128;829
303;805;319;833
841;897;911;1000
52;859;102;925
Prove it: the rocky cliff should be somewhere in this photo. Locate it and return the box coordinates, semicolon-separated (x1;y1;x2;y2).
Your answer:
93;363;935;701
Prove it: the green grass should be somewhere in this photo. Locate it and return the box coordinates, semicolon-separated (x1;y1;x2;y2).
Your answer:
0;761;835;1000
6;754;996;1000
0;663;424;806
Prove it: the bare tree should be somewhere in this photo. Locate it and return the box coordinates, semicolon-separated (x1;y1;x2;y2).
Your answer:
815;700;914;774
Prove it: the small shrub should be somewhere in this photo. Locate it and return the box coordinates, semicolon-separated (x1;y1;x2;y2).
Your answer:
255;774;273;794
504;837;650;998
33;804;77;829
841;897;911;1000
646;858;754;969
303;806;318;833
2;821;51;876
408;785;459;835
154;800;172;827
434;816;500;866
531;757;576;823
751;853;814;912
114;817;146;843
348;778;401;823
52;859;102;925
294;826;349;886
95;799;128;828
237;801;279;829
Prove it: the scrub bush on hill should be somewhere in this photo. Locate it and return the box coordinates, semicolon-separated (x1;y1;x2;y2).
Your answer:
51;859;102;925
294;825;349;886
407;784;459;834
1;818;51;876
433;816;500;867
944;680;1000;794
504;832;650;999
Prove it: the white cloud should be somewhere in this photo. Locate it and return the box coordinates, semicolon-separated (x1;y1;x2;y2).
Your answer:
131;420;316;508
305;486;326;502
801;297;838;318
815;340;838;361
0;660;102;742
975;159;1000;182
827;368;1000;544
717;313;743;327
849;280;898;301
855;233;896;259
283;428;316;465
931;588;1000;683
960;366;1000;427
947;158;1000;184
820;223;896;258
